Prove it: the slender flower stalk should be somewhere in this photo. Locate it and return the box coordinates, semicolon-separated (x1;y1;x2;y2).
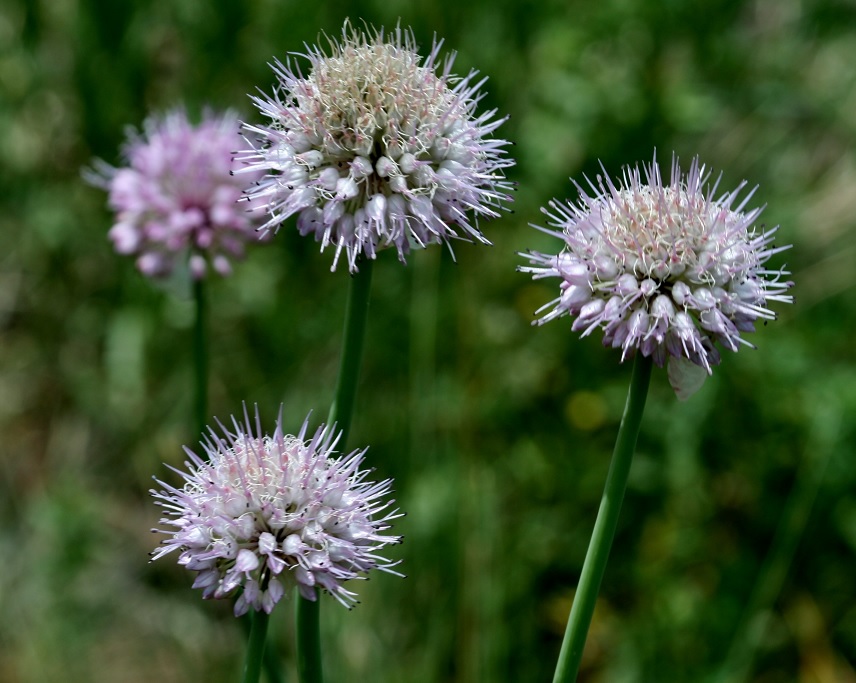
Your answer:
243;611;271;683
296;259;375;683
193;278;208;437
296;591;323;683
552;353;652;683
327;261;375;441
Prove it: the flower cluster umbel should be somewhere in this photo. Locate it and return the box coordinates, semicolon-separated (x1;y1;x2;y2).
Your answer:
237;22;514;271
520;155;794;397
151;408;403;615
92;109;267;279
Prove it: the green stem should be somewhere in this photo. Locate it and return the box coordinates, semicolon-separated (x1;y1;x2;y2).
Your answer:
296;591;323;683
552;353;653;683
193;278;208;438
239;614;286;683
296;259;374;683
242;610;270;683
326;259;374;443
263;640;286;683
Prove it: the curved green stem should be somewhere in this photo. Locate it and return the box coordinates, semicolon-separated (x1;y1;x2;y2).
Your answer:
242;610;270;683
296;259;374;683
193;278;208;437
552;353;653;683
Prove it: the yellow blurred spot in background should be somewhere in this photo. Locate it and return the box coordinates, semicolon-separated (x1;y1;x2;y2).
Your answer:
566;390;606;431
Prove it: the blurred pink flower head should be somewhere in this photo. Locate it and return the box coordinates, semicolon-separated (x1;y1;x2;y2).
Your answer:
151;406;403;615
520;154;794;398
236;21;515;272
92;109;267;279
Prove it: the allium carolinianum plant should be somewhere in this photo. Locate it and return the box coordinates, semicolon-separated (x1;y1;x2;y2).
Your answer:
150;408;403;616
520;154;794;398
92;109;266;279
527;156;795;683
236;22;515;271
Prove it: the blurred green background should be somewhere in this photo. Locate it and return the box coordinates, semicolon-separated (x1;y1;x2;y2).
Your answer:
2;0;855;681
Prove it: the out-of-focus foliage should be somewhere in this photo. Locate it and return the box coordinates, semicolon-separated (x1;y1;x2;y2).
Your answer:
1;0;855;681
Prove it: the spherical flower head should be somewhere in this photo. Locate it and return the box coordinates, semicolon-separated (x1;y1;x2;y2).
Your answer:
236;21;515;272
520;154;794;399
92;109;267;279
150;407;403;615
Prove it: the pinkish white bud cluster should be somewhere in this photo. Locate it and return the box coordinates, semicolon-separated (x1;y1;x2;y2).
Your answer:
151;407;403;615
520;155;794;398
93;109;267;279
236;22;514;272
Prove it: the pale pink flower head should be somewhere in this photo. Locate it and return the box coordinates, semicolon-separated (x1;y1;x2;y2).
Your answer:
520;155;794;399
93;109;267;279
150;407;403;615
236;21;515;272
